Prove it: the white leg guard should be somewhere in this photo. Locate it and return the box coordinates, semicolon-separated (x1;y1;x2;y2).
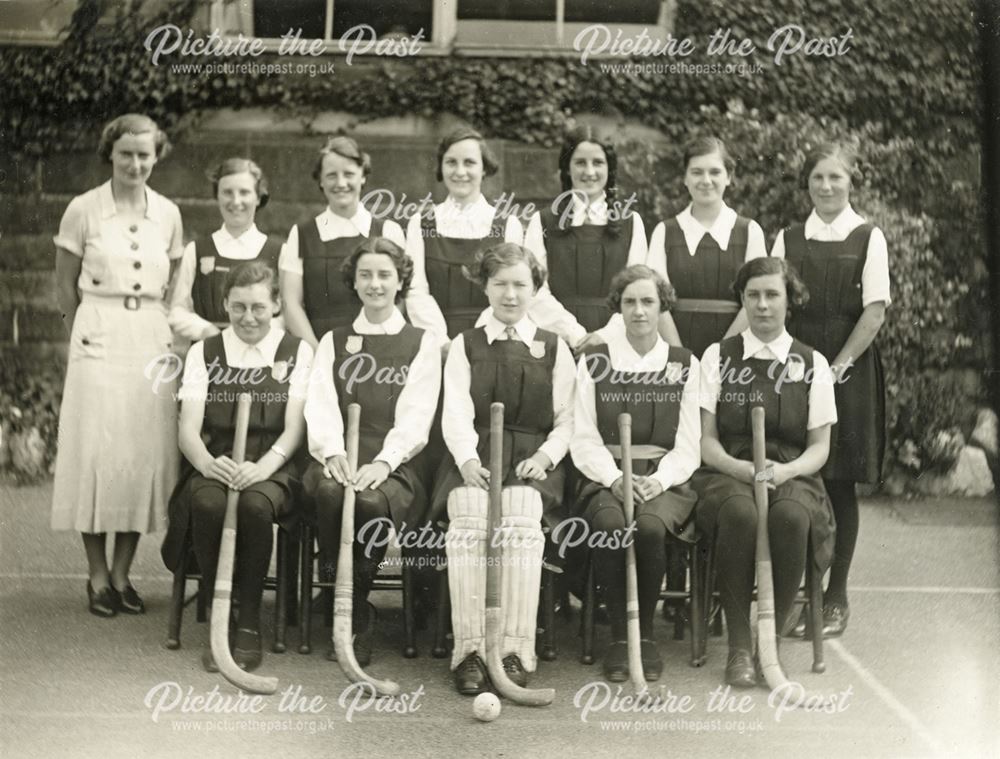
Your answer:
446;487;488;670
498;486;544;673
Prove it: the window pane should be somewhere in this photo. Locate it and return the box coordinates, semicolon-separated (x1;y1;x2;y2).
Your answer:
457;0;555;22
332;0;433;37
0;0;77;37
565;0;660;24
253;0;326;39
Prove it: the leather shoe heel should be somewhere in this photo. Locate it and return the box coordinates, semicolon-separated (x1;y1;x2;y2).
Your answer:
116;585;145;615
602;641;629;682
454;653;489;695
501;654;528;688
640;639;663;682
786;607;809;639
87;582;118;618
725;648;757;689
822;603;850;637
233;629;263;672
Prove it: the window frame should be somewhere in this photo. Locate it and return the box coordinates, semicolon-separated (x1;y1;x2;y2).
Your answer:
209;0;675;59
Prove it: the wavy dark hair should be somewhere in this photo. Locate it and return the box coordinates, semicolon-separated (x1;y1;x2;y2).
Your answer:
206;157;270;209
554;124;621;238
799;141;861;190
463;242;546;291
731;256;809;311
312;135;372;191
435;126;499;182
223;260;279;302
606;265;676;314
341;236;414;303
683;135;735;175
97;113;171;162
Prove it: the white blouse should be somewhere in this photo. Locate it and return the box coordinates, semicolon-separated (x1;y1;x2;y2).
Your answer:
522;192;649;347
179;326;313;403
699;329;837;431
646;203;767;281
304;307;440;470
278;206;406;275
770;205;891;307
571;332;701;492
167;225;281;341
442;311;575;469
404;195;524;348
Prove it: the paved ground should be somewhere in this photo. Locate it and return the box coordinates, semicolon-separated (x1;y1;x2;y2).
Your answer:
1;485;998;759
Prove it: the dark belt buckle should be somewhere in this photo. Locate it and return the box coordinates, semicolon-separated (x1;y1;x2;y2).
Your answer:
124;295;141;311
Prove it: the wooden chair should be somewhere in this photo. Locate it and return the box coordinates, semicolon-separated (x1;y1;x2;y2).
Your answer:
164;525;299;653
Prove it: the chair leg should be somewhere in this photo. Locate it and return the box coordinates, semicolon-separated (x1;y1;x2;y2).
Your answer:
539;566;557;661
196;576;208;623
431;568;450;659
689;542;705;667
808;552;826;673
165;567;186;650
580;560;595;665
402;562;418;659
273;528;288;654
285;530;300;626
299;524;314;655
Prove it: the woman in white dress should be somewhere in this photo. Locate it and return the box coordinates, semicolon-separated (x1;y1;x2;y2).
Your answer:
51;113;183;618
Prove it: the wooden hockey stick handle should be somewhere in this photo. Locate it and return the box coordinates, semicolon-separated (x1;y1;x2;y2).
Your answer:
211;392;279;694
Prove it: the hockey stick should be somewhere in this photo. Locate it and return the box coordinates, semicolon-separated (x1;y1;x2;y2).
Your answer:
484;402;555;706
618;413;649;698
333;403;401;696
211;392;279;694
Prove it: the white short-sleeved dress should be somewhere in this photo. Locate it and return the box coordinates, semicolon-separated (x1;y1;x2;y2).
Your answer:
51;181;183;534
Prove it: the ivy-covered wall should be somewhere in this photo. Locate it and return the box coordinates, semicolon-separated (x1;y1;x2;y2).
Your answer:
0;0;989;487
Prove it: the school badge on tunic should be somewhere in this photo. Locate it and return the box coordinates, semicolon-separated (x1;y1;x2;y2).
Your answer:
786;355;805;382
665;361;685;384
530;340;546;359
271;361;289;382
199;257;215;274
345;336;363;355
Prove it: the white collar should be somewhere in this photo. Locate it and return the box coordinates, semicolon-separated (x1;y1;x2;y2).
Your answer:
482;311;536;345
804;205;865;241
439;194;492;218
214;224;265;246
97;180;167;224
609;330;670;367
741;328;793;363
222;325;284;364
318;205;372;236
676;203;738;254
571;191;608;226
352;307;406;335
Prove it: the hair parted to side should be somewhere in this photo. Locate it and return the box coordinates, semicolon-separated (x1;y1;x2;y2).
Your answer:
606;264;677;314
731;256;809;310
683;135;735;175
206;157;270;208
435;127;499;182
313;135;372;185
97;113;171;162
341;236;414;302
799;140;860;190
555;124;621;238
463;242;546;291
223;261;279;302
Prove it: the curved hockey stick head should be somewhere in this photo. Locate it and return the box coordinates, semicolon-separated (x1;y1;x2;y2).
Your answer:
210;393;279;694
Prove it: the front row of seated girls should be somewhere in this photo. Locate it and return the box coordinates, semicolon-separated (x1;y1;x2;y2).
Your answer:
163;240;837;696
